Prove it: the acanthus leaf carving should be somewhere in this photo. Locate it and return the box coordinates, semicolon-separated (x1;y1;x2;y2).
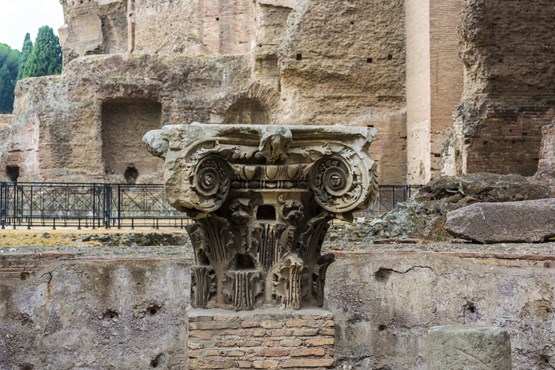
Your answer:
144;123;378;310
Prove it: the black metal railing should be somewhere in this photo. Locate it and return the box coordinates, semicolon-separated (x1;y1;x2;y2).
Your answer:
0;182;422;229
355;184;422;219
0;182;190;229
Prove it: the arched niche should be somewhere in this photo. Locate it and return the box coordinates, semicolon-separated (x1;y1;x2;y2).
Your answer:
101;98;162;183
223;98;270;125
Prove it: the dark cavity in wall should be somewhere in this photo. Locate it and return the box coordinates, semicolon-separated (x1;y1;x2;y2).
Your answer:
102;309;119;321
124;165;139;184
150;353;165;368
374;267;393;282
147;303;161;316
256;205;276;220
101;99;162;183
7;165;19;182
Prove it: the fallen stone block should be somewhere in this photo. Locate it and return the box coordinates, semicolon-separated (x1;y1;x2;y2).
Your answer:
445;199;555;243
428;326;511;370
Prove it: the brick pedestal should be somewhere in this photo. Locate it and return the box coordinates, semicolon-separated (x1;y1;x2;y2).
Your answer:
186;307;335;369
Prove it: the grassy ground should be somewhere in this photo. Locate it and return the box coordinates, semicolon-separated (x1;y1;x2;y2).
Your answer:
0;228;186;248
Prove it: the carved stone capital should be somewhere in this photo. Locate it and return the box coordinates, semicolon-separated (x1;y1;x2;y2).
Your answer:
144;123;378;310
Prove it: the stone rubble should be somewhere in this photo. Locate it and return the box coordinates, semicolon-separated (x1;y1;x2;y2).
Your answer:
363;173;552;242
445;199;555;244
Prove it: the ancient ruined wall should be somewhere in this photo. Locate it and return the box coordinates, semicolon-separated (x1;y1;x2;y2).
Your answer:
406;0;463;184
278;0;407;183
536;123;555;179
102;100;162;183
327;249;555;369
449;0;555;176
0;115;14;180
8;54;252;183
3;247;555;369
60;0;257;59
20;0;412;183
0;254;192;369
405;0;431;184
429;0;464;179
59;0;128;63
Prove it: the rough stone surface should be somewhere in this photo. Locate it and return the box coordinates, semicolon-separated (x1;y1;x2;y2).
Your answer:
428;326;511;370
445;199;555;243
3;0;411;184
186;308;335;369
406;0;464;183
5;0;555;184
5;54;252;183
0;252;193;369
3;243;555;369
364;173;552;241
0;115;13;179
536;123;555;179
446;0;555;177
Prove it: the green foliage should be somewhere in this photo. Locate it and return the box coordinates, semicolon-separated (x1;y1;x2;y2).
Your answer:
0;43;20;113
23;26;62;78
17;33;33;80
0;64;16;113
0;27;63;113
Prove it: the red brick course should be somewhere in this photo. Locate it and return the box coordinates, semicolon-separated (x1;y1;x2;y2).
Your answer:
186;308;335;369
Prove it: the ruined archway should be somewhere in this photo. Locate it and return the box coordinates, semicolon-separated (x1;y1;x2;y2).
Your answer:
223;98;270;125
101;99;162;183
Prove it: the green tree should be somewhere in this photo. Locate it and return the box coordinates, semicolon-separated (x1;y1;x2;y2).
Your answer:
0;64;16;113
17;33;33;80
23;26;62;78
0;43;20;113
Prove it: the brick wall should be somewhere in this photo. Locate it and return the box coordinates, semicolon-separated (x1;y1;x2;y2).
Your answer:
186;308;335;369
455;0;555;176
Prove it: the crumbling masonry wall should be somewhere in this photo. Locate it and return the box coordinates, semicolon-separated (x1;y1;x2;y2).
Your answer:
0;115;13;179
10;0;555;183
6;55;252;182
4;0;410;183
446;0;555;176
277;0;407;183
3;247;555;369
102;99;162;183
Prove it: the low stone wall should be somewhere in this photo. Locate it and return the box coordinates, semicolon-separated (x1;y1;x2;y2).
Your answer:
186;308;335;369
2;243;555;369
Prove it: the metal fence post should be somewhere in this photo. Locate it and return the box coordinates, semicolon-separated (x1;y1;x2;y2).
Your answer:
117;184;122;229
0;182;5;229
104;184;111;229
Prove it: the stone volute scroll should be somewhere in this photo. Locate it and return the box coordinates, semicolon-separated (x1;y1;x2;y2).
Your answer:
144;123;378;310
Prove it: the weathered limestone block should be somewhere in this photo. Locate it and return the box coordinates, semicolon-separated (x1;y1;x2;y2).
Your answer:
536;122;555;179
445;199;555;243
144;123;377;310
428;326;511;370
59;13;103;57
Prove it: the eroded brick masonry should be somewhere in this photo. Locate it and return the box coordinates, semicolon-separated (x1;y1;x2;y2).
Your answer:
186;308;336;369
